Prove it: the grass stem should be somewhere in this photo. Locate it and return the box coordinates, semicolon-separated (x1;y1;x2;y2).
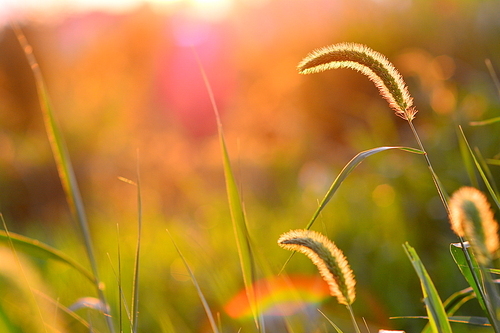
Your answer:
347;304;361;333
407;119;500;333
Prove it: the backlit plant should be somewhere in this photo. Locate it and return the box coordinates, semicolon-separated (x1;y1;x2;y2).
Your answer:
277;42;500;333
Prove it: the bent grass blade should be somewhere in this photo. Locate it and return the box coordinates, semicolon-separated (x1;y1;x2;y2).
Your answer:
280;147;423;273
0;229;96;284
34;290;100;332
304;146;424;231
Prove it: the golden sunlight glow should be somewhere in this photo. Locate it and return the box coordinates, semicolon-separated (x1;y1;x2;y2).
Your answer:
0;0;237;24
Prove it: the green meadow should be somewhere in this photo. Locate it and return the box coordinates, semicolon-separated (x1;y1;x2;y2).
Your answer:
1;1;500;332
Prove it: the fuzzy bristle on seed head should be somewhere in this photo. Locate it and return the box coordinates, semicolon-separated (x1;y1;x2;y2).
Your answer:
298;42;417;121
278;229;356;305
449;186;499;264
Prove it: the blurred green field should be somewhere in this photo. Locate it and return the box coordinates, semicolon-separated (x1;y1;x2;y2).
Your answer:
1;0;500;332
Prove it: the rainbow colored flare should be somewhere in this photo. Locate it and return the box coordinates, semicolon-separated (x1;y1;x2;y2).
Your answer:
224;274;330;319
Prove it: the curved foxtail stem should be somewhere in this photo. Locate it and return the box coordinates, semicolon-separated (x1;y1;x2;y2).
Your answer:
298;42;417;121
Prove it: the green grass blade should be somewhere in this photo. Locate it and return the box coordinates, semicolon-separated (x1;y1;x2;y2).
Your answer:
304;146;424;230
449;243;486;312
131;160;142;333
0;229;96;284
486;159;500;166
421;286;476;333
278;146;424;273
458;126;500;209
450;243;500;331
442;288;476;316
167;230;220;333
474;147;500;195
395;316;490;327
318;309;344;333
195;51;260;327
456;127;479;188
218;129;259;320
12;23;114;333
469;117;500;126
106;223;133;332
485;58;500;99
447;316;490;326
36;290;104;333
403;242;452;333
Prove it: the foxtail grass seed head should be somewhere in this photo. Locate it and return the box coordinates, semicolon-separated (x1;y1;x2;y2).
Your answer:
449;187;500;264
298;42;417;121
278;229;356;305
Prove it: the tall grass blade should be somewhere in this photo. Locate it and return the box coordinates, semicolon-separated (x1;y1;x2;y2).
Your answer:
131;158;142;333
485;59;500;99
318;309;344;333
469;117;500;126
458;126;500;209
11;23;114;332
456;127;479;188
420;278;479;333
450;237;500;330
106;225;133;332
474;147;500;196
166;230;220;333
194;50;260;328
403;242;452;333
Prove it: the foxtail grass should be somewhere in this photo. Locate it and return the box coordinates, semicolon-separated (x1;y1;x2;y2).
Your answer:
297;42;448;213
295;41;500;332
298;42;417;121
278;229;359;333
449;187;499;265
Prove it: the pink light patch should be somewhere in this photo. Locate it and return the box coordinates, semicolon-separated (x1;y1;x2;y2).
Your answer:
225;274;330;319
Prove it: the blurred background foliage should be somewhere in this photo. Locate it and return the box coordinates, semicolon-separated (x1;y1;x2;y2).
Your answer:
0;0;500;332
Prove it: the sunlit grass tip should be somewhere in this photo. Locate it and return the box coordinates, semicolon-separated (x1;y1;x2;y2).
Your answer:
278;229;355;306
298;42;417;121
449;186;499;264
